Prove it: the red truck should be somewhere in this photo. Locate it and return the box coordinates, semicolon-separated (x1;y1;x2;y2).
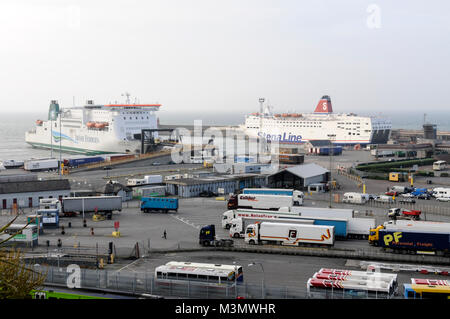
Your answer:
388;208;421;220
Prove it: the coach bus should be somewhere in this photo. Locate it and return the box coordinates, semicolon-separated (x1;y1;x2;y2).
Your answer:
0;224;38;247
306;277;396;299
403;284;450;299
154;261;243;287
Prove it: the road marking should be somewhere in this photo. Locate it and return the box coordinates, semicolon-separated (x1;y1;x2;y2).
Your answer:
115;258;142;273
171;215;200;229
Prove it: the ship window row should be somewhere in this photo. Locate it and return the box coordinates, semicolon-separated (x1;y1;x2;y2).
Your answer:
124;117;150;120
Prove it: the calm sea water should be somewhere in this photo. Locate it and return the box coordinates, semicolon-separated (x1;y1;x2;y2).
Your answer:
0;111;449;161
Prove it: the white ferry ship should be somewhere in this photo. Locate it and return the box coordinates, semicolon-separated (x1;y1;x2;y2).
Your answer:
242;95;391;145
25;98;161;155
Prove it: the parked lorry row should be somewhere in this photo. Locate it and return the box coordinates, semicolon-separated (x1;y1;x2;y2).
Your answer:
222;208;375;239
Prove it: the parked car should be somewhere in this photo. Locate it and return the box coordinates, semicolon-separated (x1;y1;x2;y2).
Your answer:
368;194;379;201
385;191;399;196
436;197;450;202
417;193;431;200
400;193;415;198
199;191;218;197
399;198;416;204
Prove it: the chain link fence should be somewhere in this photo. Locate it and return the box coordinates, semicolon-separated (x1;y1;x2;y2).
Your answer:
34;265;398;299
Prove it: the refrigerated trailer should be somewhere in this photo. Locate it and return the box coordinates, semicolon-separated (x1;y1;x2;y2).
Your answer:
222;209;302;229
242;188;304;205
24;158;59;172
227;194;298;210
229;216;315;238
245;222;335;247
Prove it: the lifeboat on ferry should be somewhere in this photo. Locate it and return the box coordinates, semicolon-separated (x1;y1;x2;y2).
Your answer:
251;112;260;116
95;122;108;129
87;122;96;128
281;113;288;117
274;114;281;117
291;114;300;118
36;120;43;126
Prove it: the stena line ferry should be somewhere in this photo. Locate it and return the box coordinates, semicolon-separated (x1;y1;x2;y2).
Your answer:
242;95;391;146
25;97;161;155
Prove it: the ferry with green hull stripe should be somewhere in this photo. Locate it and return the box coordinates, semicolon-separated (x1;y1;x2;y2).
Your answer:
25;96;161;155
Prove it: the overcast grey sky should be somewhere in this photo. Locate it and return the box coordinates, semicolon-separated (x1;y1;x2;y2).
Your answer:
0;0;449;116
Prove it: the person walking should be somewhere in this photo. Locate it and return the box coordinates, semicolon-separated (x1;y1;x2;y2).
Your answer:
163;230;167;239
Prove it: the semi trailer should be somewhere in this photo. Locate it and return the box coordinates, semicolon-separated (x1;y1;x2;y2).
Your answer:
244;222;335;247
241;188;304;205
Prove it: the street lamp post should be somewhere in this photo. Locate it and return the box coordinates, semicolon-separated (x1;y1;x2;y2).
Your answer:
233;261;238;298
248;262;265;299
327;134;336;208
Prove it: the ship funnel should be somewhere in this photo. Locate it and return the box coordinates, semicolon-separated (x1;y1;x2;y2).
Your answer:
48;100;60;121
314;95;333;114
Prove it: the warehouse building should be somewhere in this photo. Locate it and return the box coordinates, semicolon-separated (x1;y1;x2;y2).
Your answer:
267;163;329;190
165;174;267;197
0;175;71;209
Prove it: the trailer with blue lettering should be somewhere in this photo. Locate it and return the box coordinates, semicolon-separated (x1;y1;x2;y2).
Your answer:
140;197;178;213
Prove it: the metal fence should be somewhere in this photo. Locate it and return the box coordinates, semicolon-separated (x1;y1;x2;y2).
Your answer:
34;265;397;299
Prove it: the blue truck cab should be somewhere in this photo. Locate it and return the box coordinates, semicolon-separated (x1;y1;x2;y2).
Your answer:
140;197;178;213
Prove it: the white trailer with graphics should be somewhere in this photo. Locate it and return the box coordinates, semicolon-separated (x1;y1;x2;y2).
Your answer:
244;222;335;246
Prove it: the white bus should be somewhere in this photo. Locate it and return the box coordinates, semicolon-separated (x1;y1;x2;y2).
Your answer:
316;268;398;289
154;261;243;286
433;160;446;171
0;224;38;247
306;278;396;299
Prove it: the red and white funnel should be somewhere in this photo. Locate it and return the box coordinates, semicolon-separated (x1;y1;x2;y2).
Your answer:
314;95;333;114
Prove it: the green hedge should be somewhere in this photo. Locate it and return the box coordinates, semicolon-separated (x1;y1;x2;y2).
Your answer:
356;158;435;172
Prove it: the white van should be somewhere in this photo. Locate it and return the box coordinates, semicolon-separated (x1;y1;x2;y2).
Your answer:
376;195;394;203
342;192;368;204
432;187;450;199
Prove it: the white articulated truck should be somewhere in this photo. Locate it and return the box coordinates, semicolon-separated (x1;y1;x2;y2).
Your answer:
222;209;302;229
223;207;374;239
244;222;335;247
61;196;122;219
242;188;304;206
229;216;315;238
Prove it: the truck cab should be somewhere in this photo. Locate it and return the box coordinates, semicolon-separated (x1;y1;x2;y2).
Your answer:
229;218;243;238
368;225;385;245
199;225;216;245
227;195;238;210
244;224;259;245
221;210;235;229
